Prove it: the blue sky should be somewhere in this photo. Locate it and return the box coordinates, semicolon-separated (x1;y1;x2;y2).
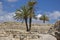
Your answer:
0;0;60;23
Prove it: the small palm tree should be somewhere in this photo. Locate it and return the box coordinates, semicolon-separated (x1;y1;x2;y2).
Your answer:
39;14;49;23
14;6;29;31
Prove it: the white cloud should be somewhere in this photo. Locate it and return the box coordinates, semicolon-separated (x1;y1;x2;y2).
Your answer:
7;0;18;2
0;12;15;22
0;2;2;4
36;14;42;19
49;11;60;20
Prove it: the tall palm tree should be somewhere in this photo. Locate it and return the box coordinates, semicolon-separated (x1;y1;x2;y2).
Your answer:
39;14;49;23
14;0;37;32
14;6;29;31
28;0;36;31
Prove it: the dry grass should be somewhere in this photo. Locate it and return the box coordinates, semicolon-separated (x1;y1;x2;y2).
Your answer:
0;22;53;34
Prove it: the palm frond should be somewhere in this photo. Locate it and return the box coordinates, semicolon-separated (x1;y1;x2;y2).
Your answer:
14;5;29;21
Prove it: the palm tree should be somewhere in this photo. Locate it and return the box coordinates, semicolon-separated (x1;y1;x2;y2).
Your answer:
14;0;37;32
28;0;36;31
39;14;49;23
14;6;29;31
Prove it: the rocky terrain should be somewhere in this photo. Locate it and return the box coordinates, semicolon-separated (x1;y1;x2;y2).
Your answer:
0;22;57;40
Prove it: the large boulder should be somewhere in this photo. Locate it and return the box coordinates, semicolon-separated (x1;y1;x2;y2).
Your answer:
54;20;60;31
39;34;57;40
21;34;57;40
54;20;60;40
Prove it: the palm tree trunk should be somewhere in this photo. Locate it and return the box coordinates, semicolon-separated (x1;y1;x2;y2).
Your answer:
29;17;32;31
43;16;45;23
43;20;45;23
25;18;29;31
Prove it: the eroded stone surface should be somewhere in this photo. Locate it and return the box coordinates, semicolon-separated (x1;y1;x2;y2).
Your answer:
0;31;57;40
0;22;57;40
